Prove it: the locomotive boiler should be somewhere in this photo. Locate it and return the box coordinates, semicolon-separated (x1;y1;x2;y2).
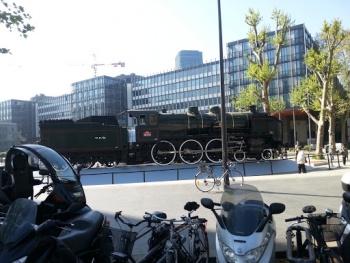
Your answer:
129;105;283;165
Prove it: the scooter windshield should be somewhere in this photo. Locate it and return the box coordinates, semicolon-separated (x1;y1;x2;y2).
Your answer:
35;147;78;183
0;198;37;245
221;184;264;236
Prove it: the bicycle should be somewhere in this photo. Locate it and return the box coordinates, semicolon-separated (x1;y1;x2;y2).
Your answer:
110;210;170;263
152;201;209;263
285;205;345;263
194;162;244;192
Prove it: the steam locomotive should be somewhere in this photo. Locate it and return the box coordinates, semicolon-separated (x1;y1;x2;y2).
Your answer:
39;106;283;166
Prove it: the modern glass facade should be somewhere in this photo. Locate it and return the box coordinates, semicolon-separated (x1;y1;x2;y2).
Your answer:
175;50;203;69
131;24;314;145
36;94;73;121
227;24;313;108
0;100;37;143
71;76;128;125
132;60;232;114
0;123;17;151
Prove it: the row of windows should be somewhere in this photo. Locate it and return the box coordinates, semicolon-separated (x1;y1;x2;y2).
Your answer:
133;75;222;97
133;98;235;115
133;85;222;103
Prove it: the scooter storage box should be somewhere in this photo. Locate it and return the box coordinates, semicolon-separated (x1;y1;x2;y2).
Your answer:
341;172;350;191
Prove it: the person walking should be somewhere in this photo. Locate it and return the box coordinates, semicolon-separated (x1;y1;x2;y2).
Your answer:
296;146;307;173
341;144;348;165
294;141;299;161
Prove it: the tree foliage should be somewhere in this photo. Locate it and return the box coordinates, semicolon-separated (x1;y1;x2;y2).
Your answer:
243;8;294;114
0;0;35;54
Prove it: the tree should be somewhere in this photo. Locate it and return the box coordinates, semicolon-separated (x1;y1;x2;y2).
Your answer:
0;0;34;54
231;84;262;111
290;19;348;157
244;8;293;114
337;30;350;145
231;83;286;118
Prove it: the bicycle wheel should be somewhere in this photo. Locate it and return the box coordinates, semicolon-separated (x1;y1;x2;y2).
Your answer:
195;172;216;192
189;225;209;263
228;169;244;186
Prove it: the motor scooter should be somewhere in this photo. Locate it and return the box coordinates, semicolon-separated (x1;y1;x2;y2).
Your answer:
201;183;285;263
0;198;113;263
0;144;91;223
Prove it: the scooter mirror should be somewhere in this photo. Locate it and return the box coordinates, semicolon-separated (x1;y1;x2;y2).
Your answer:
343;192;350;203
201;198;214;209
270;203;285;214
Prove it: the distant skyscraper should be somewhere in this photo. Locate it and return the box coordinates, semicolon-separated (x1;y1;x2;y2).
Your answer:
175;50;203;69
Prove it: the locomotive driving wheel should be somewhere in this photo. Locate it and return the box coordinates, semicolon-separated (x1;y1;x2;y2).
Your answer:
234;150;246;162
205;139;222;163
261;149;273;160
151;140;176;165
179;139;203;164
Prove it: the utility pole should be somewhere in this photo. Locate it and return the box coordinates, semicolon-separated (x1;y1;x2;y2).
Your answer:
217;0;229;188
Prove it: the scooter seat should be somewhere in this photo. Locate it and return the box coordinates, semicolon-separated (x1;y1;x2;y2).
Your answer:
58;210;104;254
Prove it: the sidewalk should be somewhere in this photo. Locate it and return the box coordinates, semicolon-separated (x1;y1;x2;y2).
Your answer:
82;164;350;260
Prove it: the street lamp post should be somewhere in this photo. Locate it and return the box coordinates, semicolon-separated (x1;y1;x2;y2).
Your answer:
217;0;229;187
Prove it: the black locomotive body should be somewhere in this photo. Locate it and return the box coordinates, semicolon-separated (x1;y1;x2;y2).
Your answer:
39;106;283;166
129;106;283;165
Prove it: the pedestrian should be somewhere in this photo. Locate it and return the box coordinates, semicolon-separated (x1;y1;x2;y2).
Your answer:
296;146;307;173
341;144;348;165
295;141;299;160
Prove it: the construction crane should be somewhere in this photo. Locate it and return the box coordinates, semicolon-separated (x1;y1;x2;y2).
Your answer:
91;61;125;77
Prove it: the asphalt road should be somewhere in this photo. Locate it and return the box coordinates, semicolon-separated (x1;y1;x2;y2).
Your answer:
81;164;350;260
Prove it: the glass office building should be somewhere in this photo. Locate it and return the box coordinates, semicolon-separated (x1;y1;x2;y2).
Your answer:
71;76;128;125
131;24;315;145
0;123;17;151
227;24;313;108
35;94;73;121
175;50;203;69
132;60;232;114
0;100;37;143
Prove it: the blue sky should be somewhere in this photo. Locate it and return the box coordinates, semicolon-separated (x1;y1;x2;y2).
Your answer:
1;0;349;101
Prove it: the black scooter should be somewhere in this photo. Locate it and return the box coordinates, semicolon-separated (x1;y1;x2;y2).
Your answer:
0;198;113;263
0;144;91;223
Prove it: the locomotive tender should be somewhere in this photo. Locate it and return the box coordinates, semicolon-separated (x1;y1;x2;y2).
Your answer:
39;106;283;166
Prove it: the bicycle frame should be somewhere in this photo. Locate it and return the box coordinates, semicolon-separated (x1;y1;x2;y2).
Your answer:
111;211;169;263
152;202;209;263
285;206;344;263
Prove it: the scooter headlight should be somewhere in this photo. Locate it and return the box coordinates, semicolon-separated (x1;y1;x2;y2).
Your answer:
217;231;238;263
244;227;273;263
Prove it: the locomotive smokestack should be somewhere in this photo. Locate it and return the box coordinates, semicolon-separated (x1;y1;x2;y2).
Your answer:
249;105;257;114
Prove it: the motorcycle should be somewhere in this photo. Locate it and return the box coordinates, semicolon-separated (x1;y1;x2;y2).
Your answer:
0;197;113;263
201;183;285;263
0;144;91;223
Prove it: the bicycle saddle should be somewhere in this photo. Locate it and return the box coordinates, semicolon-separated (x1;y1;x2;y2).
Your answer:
184;201;200;212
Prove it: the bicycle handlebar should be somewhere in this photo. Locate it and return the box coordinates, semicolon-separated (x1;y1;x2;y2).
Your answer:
285;215;306;222
285;212;339;223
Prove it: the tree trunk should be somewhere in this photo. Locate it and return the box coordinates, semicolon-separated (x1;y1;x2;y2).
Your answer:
261;82;270;114
328;110;336;153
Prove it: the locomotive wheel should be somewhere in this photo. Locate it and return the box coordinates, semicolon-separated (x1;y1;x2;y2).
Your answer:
262;149;273;160
205;139;222;163
179;139;203;164
234;150;246;162
151;140;176;165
